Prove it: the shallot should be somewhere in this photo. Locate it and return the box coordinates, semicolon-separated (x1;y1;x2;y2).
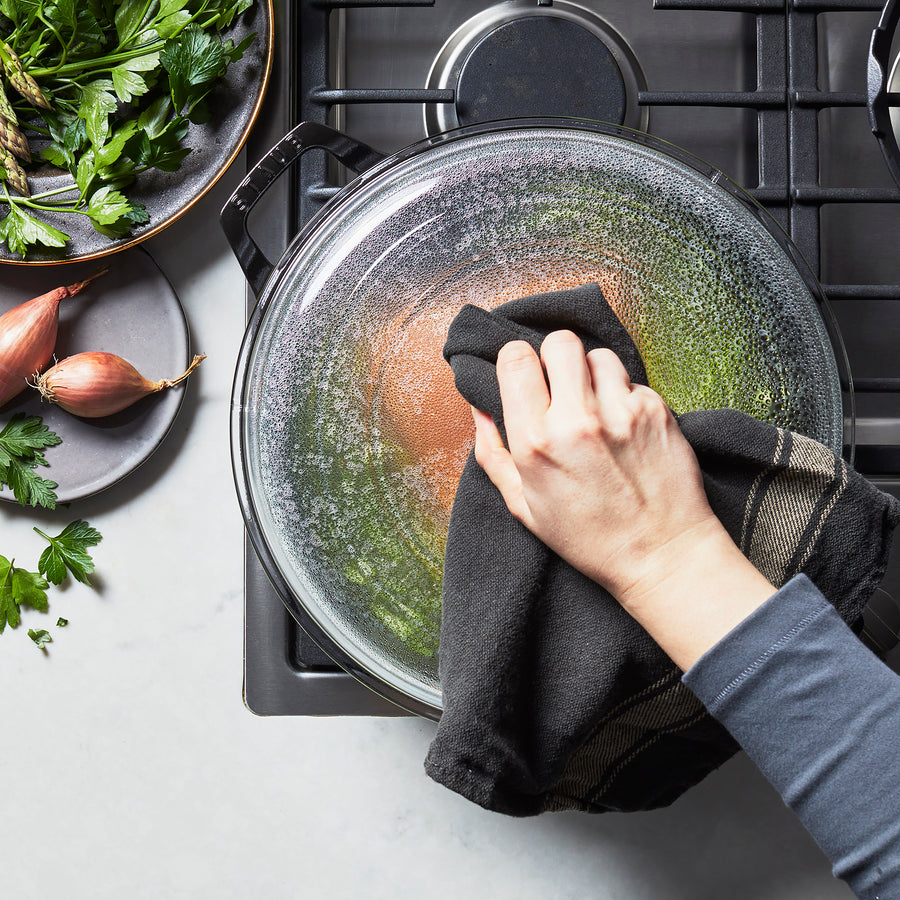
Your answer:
0;269;107;407
34;352;206;418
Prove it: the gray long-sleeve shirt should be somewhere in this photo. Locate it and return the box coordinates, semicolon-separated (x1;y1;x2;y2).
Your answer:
683;574;900;899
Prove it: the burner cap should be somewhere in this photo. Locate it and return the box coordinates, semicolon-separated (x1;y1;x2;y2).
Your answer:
425;0;648;136
456;16;626;127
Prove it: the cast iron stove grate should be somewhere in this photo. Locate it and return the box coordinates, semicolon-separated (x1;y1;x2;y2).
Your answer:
242;0;900;715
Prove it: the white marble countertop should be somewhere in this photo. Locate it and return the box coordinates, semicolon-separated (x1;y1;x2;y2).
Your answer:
0;163;853;900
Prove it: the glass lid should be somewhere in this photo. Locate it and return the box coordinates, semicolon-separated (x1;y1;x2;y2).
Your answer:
237;122;848;711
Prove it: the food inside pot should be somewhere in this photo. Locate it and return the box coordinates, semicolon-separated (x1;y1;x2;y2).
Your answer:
366;301;472;519
244;127;844;702
275;313;449;659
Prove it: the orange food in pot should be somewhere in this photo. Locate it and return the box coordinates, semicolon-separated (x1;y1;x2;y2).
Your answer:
364;274;621;518
367;302;473;519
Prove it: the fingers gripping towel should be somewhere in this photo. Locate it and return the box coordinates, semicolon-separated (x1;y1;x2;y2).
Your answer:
424;283;900;816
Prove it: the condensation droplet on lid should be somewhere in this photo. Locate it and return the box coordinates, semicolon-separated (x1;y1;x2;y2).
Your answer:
241;127;844;701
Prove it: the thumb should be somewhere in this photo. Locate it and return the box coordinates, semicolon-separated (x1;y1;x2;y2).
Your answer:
471;406;532;526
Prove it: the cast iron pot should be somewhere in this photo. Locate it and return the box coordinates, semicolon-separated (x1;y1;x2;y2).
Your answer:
221;118;853;717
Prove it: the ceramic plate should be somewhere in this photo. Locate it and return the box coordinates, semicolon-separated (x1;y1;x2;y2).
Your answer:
0;247;190;503
1;1;273;264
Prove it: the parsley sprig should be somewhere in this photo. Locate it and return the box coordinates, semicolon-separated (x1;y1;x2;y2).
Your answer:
0;555;48;632
1;521;103;642
1;414;103;645
0;412;60;508
34;519;102;585
0;0;255;257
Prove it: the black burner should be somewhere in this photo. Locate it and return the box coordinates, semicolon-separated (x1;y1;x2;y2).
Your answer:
246;0;900;716
456;16;627;126
424;0;648;136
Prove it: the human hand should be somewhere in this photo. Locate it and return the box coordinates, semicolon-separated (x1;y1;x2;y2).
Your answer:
473;331;774;668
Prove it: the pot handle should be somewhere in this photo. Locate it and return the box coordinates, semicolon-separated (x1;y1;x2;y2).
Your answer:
220;121;386;297
868;0;900;189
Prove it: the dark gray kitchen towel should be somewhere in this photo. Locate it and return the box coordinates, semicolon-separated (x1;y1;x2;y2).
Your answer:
424;283;900;816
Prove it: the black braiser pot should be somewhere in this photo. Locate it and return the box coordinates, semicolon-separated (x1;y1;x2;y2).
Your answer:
220;117;853;717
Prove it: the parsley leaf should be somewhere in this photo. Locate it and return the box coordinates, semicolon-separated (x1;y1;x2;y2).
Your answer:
86;186;134;226
75;151;95;195
41;115;88;174
223;32;256;65
3;458;59;509
0;415;61;509
0;556;49;633
114;0;152;47
111;67;147;104
0;0;20;24
157;10;193;40
78;79;118;149
0;414;62;459
41;143;69;169
27;628;51;649
124;119;191;172
137;95;173;139
89;198;149;239
0;203;69;258
96;122;138;169
110;52;160;104
160;0;191;16
34;520;103;586
47;0;76;30
0;0;254;256
215;1;254;29
161;25;228;113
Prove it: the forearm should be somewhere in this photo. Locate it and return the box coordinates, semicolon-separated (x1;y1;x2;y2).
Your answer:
610;521;776;671
476;330;900;890
684;575;900;898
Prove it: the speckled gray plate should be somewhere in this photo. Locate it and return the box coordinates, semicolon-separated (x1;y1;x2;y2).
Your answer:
0;248;190;503
1;0;273;265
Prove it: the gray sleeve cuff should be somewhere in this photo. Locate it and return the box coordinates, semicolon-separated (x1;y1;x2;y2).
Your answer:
682;573;831;709
680;573;900;898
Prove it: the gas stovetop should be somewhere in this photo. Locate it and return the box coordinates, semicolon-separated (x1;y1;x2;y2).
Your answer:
242;0;900;715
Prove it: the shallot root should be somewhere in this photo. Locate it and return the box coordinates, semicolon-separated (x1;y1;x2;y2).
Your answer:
34;352;206;418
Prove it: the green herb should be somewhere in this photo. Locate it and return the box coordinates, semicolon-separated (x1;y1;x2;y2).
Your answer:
2;519;101;642
0;0;256;257
0;195;68;254
284;332;445;662
27;627;50;648
34;519;102;585
0;555;48;633
0;413;60;508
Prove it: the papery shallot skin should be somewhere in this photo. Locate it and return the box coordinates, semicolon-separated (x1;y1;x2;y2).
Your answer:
0;270;107;408
0;292;62;407
36;352;157;417
35;351;205;418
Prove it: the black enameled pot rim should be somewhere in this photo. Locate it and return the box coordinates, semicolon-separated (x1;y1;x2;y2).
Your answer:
229;117;855;718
